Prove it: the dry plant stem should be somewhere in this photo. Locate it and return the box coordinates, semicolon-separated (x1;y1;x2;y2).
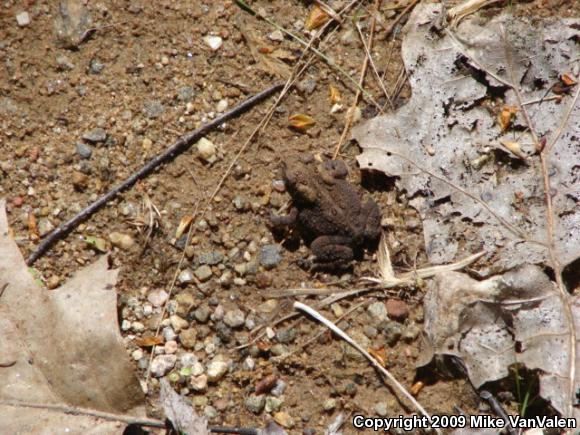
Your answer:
0;399;165;428
25;83;284;266
545;84;580;154
355;20;394;108
294;302;440;433
333;0;379;159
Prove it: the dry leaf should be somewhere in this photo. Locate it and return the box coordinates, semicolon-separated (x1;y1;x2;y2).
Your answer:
160;379;209;435
27;213;39;240
135;335;164;347
175;215;193;240
329;85;341;103
368;347;388;366
255;374;278;395
271;48;297;61
560;73;577;87
410;381;425;396
288;114;316;132
499;139;527;160
498;105;517;132
0;200;145;433
305;5;330;31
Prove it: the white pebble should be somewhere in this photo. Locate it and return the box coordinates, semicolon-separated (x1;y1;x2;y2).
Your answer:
216;99;228;113
207;361;228;382
196;137;217;163
148;289;168;307
132;349;144;361
203;35;223;51
150;355;177;377
16;11;30;27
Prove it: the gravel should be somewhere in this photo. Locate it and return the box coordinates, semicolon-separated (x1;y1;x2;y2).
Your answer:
194;305;211;323
150;354;177;377
194;265;213;282
76;142;93;159
206;360;228;382
82;128;107;143
245;395;265;414
16;11;31;27
223;309;245;328
259;244;283;269
367;301;388;324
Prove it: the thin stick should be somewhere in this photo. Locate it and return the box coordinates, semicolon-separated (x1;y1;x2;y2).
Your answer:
333;0;379;158
294;302;440;434
26;83;284;266
0;399;165;428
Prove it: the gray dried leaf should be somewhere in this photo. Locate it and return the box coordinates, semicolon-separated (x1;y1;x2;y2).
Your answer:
159;378;209;435
352;3;580;275
420;265;580;423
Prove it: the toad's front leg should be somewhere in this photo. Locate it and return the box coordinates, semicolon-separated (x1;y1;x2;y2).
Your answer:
270;207;299;227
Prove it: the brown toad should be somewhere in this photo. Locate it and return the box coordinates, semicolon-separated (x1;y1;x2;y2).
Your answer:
271;153;381;267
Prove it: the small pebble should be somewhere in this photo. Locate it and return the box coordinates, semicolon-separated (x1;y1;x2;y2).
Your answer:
148;289;169;307
46;275;61;289
368;301;388;323
89;58;104;74
297;78;317;94
150;354;176;377
216;99;228;112
121;319;131;331
245;395;265;414
375;402;388;417
323;398;336;412
198;251;224;265
271;379;287;397
265;397;283;413
203;35;223;51
190;374;208;392
131;322;145;333
194;305;211;323
207;360;228;382
72;171;89;190
16;11;30;27
381;321;402;346
76;142;93;159
180;353;198;367
162;326;177;342
204;405;218;420
109;232;135;250
196;137;217;163
274;412;295;429
259;245;283;269
82;128;107;143
169;315;189;332
179;328;197;349
386;299;409;320
224;309;245;328
268;30;284;41
178;269;195;285
143;100;165;119
276;328;296;344
194;265;213;282
131;349;143;361
164;340;178;354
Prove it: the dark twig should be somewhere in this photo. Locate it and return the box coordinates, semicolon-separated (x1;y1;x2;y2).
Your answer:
479;390;517;435
26;83;284;266
210;426;259;435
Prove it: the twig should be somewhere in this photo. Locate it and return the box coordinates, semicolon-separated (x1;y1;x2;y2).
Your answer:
25;83;284;266
479;391;517;435
333;0;379;158
0;399;165;428
294;301;441;434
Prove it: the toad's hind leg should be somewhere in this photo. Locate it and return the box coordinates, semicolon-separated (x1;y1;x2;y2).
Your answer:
310;235;354;265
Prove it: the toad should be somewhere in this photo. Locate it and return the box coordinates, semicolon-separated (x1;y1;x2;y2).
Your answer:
270;153;381;268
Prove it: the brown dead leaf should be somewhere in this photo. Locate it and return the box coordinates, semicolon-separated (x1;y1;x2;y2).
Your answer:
255;374;278;395
560;73;577;87
0;199;145;433
270;48;297;62
135;335;164;347
368;346;388;366
27;213;39;241
499;139;527;160
288;113;316;132
329;85;341;103
305;5;330;31
498;105;517;132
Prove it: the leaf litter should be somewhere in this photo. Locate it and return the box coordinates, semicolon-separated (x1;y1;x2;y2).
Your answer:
0;199;147;433
352;1;580;424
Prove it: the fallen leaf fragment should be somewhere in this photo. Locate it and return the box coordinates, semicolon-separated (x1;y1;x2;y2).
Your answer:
560;73;577;87
498;105;517;132
329;84;341;103
255;374;278;395
368;347;388;366
135;335;164;347
160;378;209;435
175;215;193;240
499;139;527;160
0;199;145;433
305;5;330;31
288;113;316;132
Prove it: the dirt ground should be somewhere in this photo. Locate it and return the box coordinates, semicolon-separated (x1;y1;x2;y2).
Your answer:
0;0;577;433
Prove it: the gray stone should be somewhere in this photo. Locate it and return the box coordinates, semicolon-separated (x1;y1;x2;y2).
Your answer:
203;405;218;419
76;142;93;159
223;309;245;329
178;268;195;285
89;58;104;74
381;321;402;346
178;86;195;102
265;397;283;413
367;301;388;324
271;379;287;397
143;100;165;119
232;195;249;211
198;251;224;265
276;328;296;344
194;265;212;282
54;0;92;49
190;374;208;392
82;128;107;143
297;78;317;94
375;402;388;417
259;245;283;269
150;354;176;377
245;395;265;414
194;305;211;323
